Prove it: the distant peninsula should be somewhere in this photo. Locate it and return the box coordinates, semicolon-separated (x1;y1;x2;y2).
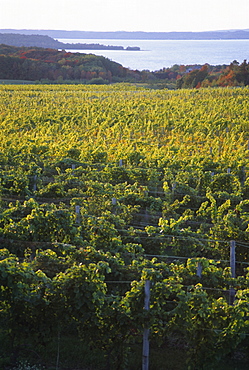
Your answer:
1;29;249;40
0;33;140;51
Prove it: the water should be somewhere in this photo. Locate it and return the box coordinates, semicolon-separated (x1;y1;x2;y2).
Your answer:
58;38;249;71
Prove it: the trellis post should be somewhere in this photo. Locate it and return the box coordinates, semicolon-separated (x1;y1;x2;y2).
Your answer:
229;240;236;305
75;205;80;224
197;261;202;278
142;280;150;370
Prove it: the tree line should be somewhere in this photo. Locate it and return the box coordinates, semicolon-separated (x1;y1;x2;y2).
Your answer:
0;44;129;83
1;44;249;87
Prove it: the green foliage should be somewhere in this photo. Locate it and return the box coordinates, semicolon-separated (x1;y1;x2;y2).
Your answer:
0;199;80;247
1;85;249;369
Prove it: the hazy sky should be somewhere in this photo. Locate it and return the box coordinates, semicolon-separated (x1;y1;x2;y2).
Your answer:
1;0;248;32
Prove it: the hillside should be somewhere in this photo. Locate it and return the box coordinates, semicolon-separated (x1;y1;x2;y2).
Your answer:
0;44;134;83
0;32;140;50
1;44;249;88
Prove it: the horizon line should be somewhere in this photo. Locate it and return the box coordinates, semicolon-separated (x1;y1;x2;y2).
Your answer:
1;28;249;33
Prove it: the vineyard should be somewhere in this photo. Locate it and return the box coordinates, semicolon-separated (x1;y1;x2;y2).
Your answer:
1;84;249;369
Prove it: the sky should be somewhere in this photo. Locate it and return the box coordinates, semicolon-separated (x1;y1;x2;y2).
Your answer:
0;0;248;33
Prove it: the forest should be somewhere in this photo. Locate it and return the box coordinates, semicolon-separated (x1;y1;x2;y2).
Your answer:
1;84;249;369
0;44;131;84
1;44;249;89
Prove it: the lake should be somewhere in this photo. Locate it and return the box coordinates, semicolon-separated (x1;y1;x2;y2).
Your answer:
58;38;249;71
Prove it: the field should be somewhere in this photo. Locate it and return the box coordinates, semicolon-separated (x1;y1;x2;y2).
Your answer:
1;84;249;369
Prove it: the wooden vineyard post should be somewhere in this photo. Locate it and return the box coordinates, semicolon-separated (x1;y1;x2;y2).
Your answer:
196;261;202;278
75;205;81;224
142;280;150;370
172;182;176;201
33;175;37;191
72;164;76;175
241;166;246;186
112;197;117;214
229;240;236;305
